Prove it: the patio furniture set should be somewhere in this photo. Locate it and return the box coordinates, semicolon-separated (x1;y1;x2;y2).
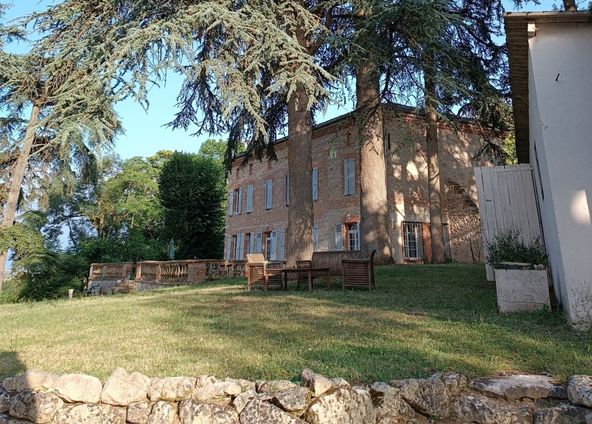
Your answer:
245;250;376;292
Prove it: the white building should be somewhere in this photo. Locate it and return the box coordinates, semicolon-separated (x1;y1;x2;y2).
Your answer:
505;11;592;328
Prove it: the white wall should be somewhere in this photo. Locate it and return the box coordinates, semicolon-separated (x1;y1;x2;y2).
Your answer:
529;22;592;328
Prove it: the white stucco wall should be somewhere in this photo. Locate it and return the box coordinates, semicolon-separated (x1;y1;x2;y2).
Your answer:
528;22;592;328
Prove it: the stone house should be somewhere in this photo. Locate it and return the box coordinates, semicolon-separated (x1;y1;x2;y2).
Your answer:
505;10;592;328
224;104;491;264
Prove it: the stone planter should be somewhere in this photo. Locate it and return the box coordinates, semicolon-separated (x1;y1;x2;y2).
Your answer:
494;265;550;313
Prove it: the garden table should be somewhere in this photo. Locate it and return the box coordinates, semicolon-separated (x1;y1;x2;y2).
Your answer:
281;267;331;291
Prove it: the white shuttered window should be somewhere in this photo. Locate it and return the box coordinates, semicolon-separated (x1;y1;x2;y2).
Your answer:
343;159;355;196
278;230;285;261
246;185;254;213
335;224;344;250
235;188;242;215
224;236;231;260
265;180;273;210
228;191;234;216
312;168;319;201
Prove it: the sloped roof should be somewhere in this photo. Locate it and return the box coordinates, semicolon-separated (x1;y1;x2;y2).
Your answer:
504;11;592;163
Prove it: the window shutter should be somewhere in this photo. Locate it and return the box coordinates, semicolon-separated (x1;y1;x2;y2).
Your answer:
248;233;254;254
284;175;289;206
278;230;285;261
313;224;318;251
238;233;245;259
228;191;234;216
224;236;231;260
270;231;278;260
343;160;349;195
265;180;273;209
312;168;318;201
246;185;253;213
236;188;242;214
348;159;356;195
335;224;343;250
256;232;263;254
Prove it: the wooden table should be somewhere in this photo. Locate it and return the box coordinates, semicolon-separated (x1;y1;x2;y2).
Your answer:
281;268;331;291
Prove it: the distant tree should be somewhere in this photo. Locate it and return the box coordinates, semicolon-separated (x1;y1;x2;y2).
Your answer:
31;0;338;267
0;7;121;292
159;152;225;259
44;152;168;263
198;140;228;167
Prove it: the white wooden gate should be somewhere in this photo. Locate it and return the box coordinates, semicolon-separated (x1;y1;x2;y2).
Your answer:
474;164;542;281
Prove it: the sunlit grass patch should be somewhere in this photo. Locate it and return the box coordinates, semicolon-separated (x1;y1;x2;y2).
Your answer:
1;265;590;382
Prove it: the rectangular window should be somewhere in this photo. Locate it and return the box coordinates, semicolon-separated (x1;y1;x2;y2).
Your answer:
228;191;234;216
278;230;285;261
312;167;319;201
224;236;231;260
255;232;263;254
313;224;319;251
235;188;242;215
347;223;360;251
335;224;344;251
233;233;245;260
265;231;277;260
403;222;424;260
246;184;254;213
246;233;252;254
284;175;289;206
265;180;273;210
249;163;253;175
343;159;356;196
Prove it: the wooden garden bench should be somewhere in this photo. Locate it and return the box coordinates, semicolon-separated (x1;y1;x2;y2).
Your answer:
342;250;376;290
245;254;283;290
309;250;364;277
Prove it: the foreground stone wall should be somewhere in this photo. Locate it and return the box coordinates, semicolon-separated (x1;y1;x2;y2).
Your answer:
1;368;591;423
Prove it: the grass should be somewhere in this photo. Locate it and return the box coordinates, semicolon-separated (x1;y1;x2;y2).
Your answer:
0;264;590;383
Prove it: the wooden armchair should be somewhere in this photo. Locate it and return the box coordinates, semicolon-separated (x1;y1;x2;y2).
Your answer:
246;254;283;291
341;250;376;290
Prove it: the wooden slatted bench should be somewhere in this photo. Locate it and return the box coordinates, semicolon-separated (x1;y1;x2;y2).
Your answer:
294;251;364;289
342;250;376;290
310;251;364;277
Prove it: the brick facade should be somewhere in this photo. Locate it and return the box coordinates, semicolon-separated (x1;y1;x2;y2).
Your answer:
225;106;488;264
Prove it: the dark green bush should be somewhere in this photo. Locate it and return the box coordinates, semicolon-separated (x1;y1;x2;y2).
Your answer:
487;229;547;267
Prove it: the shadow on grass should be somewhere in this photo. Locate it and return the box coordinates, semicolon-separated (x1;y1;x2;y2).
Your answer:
0;351;26;379
134;264;592;382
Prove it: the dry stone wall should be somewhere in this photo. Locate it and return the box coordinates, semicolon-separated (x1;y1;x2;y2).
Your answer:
1;368;591;423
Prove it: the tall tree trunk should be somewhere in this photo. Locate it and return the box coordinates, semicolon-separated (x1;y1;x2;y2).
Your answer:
424;73;447;263
0;104;41;292
284;4;315;267
563;0;577;11
356;63;393;264
286;84;314;267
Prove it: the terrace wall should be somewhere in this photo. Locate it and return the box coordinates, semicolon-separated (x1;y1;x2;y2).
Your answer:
1;369;591;423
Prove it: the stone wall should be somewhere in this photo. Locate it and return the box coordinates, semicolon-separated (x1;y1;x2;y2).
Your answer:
2;368;592;423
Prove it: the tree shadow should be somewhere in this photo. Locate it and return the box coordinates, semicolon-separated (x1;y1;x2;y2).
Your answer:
0;351;26;379
134;265;592;383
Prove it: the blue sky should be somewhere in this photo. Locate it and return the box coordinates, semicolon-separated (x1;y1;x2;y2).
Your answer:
3;0;560;159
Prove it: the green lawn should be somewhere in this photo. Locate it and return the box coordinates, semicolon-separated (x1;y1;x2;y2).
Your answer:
0;264;590;383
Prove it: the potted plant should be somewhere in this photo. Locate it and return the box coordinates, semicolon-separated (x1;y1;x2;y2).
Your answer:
487;229;550;313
